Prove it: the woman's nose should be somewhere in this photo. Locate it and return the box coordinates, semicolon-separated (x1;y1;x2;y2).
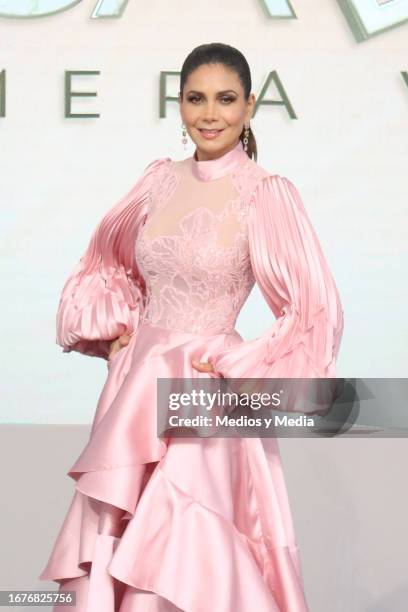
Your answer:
201;103;218;121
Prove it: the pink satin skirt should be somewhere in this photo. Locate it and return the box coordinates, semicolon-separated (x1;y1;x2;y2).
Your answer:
39;322;309;611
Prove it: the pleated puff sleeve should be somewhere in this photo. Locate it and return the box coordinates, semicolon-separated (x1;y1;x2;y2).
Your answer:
208;174;344;382
55;157;169;360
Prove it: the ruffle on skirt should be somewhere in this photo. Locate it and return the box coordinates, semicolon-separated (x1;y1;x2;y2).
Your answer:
39;322;309;612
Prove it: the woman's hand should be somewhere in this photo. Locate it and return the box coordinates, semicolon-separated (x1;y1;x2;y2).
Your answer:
192;359;215;374
108;334;132;364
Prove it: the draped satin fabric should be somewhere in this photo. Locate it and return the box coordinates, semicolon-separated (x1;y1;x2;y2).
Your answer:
39;140;343;611
208;174;344;382
55;157;170;359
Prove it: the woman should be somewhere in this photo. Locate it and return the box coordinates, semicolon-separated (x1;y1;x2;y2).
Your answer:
39;43;344;611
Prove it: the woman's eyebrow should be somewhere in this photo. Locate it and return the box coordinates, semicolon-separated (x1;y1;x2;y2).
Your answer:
185;89;238;96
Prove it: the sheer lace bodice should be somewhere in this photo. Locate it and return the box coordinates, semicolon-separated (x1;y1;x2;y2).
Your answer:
135;149;266;335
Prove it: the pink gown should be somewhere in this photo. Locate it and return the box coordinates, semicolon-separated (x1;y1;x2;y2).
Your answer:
39;139;344;611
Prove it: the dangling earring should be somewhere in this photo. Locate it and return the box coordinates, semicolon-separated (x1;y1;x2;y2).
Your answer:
181;122;188;150
243;123;250;152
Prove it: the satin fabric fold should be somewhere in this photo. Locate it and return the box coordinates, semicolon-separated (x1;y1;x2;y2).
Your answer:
39;323;309;611
55;157;170;359
208;174;344;413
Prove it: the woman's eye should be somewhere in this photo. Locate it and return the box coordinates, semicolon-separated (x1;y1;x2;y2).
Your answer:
187;96;235;104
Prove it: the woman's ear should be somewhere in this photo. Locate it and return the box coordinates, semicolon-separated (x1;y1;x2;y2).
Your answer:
246;93;256;122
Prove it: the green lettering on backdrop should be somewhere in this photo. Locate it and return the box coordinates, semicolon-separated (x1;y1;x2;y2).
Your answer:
0;68;407;120
0;0;407;42
255;71;297;119
65;70;100;118
0;0;130;19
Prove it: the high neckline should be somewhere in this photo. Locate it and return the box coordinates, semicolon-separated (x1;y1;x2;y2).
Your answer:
190;139;248;181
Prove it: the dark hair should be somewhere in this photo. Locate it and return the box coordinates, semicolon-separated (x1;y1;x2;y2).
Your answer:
179;43;257;162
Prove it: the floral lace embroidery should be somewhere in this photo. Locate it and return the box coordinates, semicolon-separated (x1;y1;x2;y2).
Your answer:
231;158;270;204
148;159;180;219
135;160;266;335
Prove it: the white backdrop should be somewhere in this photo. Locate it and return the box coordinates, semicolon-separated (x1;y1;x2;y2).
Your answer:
0;0;407;424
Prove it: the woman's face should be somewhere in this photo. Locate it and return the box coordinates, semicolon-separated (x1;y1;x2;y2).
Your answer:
179;63;255;161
